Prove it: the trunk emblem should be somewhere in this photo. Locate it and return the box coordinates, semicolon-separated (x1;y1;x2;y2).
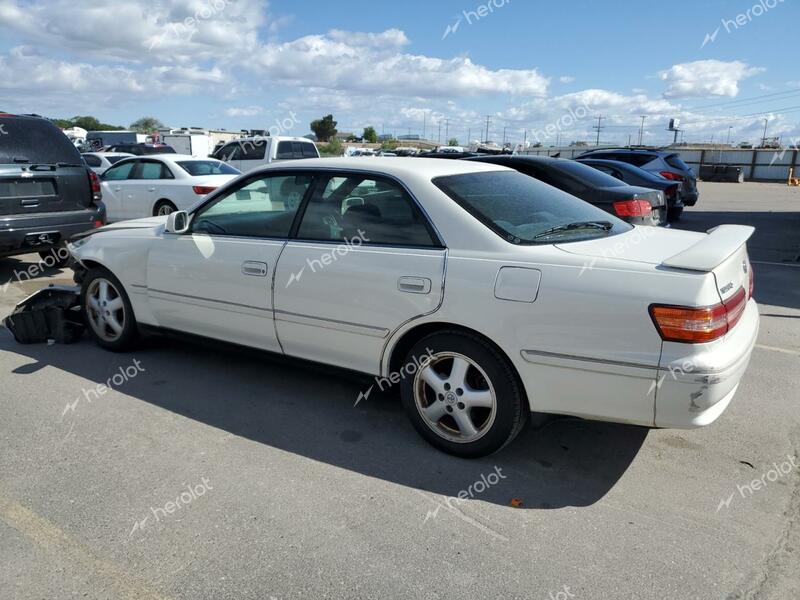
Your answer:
720;282;734;294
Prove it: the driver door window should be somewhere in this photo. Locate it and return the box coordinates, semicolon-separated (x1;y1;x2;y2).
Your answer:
191;174;311;238
102;161;135;180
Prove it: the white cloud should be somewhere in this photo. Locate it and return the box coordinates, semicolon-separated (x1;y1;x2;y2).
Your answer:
225;106;263;117
659;60;764;98
251;30;549;98
559;76;575;84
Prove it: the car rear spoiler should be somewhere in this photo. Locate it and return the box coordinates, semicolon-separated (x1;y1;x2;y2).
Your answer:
661;225;755;272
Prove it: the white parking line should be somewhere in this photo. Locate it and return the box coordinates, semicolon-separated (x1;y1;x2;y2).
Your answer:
755;344;800;356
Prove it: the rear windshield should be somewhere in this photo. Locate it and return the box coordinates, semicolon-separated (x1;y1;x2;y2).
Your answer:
587;152;657;167
433;171;630;245
106;155;128;165
664;154;690;170
276;141;319;159
548;160;626;187
0;116;82;165
177;160;240;176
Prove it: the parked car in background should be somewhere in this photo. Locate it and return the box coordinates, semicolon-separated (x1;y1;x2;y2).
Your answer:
418;151;480;160
85;130;148;151
466;155;667;226
576;157;685;222
576;148;699;206
105;143;176;156
0;113;106;266
69;157;758;457
212;136;319;172
100;154;239;221
82;152;135;175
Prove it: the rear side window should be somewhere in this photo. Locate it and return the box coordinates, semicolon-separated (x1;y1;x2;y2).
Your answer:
615;153;658;167
0;117;81;165
664;154;690;170
297;174;438;247
133;161;173;180
83;155;102;167
276;141;319;159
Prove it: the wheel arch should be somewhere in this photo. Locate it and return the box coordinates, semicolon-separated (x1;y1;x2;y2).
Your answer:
385;321;528;406
152;198;177;216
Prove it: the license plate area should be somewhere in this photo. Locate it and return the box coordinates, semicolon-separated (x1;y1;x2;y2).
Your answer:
24;231;61;247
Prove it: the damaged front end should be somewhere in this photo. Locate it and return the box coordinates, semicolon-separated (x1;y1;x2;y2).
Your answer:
3;284;85;344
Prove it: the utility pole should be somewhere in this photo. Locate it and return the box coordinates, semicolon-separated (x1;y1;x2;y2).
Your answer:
761;118;768;146
423;111;426;141
502;126;507;146
593;115;605;146
467;128;471;144
437;120;441;144
727;126;733;145
522;129;527;150
627;134;632;147
444;118;450;143
484;115;492;143
638;115;646;146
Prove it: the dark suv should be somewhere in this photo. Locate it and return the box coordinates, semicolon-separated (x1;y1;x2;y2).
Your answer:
1;114;106;266
576;148;699;206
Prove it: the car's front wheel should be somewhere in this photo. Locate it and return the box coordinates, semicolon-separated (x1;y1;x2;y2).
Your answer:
400;330;527;457
81;267;138;351
153;200;177;216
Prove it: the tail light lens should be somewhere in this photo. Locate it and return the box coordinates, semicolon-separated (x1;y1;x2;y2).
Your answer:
659;171;684;181
87;169;102;201
650;287;748;343
613;199;652;218
192;185;217;195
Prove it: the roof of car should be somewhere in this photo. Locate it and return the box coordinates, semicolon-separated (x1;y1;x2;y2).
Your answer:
228;136;314;143
258;156;510;179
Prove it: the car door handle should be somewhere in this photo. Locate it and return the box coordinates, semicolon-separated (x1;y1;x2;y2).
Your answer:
398;276;431;294
20;199;39;207
242;261;268;277
113;186;122;192
147;187;156;192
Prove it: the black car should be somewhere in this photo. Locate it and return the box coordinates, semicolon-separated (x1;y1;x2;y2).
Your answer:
575;158;684;222
465;155;667;226
575;147;698;206
104;143;176;156
0;113;106;266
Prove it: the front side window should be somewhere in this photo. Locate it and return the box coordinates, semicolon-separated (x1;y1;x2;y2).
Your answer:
191;174;311;238
296;174;438;247
434;171;630;245
102;161;135;180
217;143;242;162
240;140;266;161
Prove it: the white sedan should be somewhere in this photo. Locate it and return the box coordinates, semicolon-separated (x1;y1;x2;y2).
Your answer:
99;154;240;221
82;152;134;174
68;158;758;457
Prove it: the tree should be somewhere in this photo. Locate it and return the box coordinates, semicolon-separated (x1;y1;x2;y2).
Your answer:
65;116;125;131
319;138;343;156
363;126;377;143
130;117;164;133
310;114;337;142
447;137;459;146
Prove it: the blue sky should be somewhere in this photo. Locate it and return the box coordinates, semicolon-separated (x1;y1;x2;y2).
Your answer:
1;0;798;146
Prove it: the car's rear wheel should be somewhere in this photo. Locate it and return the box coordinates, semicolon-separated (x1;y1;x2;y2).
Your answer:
667;206;684;222
400;330;527;458
153;200;177;216
81;267;138;351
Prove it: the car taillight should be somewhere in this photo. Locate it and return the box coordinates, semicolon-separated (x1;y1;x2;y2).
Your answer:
87;169;102;201
612;199;652;218
192;185;216;195
93;219;104;228
659;171;684;181
650;287;747;343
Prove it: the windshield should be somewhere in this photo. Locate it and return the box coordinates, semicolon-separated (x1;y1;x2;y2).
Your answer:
433;171;631;244
177;160;240;176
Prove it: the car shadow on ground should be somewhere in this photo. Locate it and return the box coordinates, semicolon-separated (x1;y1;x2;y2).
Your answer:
675;209;800;311
0;256;70;288
1;329;648;510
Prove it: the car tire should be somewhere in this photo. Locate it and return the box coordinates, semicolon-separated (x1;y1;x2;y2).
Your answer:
81;266;138;351
153;200;177;217
667;206;684;222
38;244;70;268
399;330;527;458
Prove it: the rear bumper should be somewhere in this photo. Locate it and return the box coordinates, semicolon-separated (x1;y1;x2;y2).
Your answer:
0;205;105;258
683;190;699;206
654;299;759;428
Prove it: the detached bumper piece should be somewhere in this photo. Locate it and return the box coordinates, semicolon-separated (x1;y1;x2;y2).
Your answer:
3;285;85;344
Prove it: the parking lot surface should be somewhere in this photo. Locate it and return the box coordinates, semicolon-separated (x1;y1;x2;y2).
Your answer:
1;182;799;600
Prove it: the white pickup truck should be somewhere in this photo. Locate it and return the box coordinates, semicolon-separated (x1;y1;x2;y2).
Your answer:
211;136;319;172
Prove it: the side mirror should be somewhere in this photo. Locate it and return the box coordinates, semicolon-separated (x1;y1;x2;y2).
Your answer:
164;210;190;234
